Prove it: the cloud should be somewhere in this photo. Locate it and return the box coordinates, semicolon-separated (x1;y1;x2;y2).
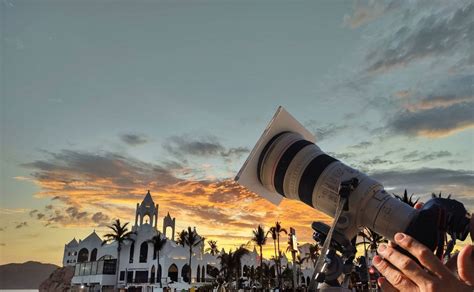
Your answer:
370;168;474;203
163;135;249;161
362;157;394;166
65;207;88;220
220;147;250;159
388;101;474;137
15;222;28;229
400;75;473;112
327;151;356;161
22;149;183;192
348;141;373;149
91;212;110;226
304;121;348;141
164;135;225;157
343;0;396;28
402;150;452;162
21;147;329;248
120;133;149;146
366;3;473;72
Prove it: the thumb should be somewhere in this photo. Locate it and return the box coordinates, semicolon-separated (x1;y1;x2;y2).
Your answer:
457;244;474;286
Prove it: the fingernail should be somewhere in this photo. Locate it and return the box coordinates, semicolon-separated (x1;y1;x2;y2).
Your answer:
373;255;381;265
395;233;405;242
378;244;387;253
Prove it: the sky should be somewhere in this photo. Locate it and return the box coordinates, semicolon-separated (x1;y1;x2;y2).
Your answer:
0;0;473;266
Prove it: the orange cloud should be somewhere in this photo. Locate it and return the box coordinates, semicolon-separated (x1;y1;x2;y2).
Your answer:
20;149;330;257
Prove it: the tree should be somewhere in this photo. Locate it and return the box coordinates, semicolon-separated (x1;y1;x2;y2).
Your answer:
148;231;167;285
102;219;135;292
267;228;278;263
257;262;276;289
294;255;305;287
205;240;219;256
267;227;279;287
274;221;287;286
394;189;419;207
177;226;204;284
217;245;249;286
250;225;267;287
286;233;298;291
303;243;320;266
356;228;387;257
432;192;451;199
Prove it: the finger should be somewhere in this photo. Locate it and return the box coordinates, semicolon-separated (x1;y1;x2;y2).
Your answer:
393;233;450;279
373;255;417;291
378;276;398;292
445;252;459;272
470;215;474;242
388;241;397;248
414;202;424;210
377;243;433;283
457;245;474;286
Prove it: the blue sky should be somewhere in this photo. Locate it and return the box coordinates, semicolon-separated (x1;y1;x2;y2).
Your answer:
0;0;473;264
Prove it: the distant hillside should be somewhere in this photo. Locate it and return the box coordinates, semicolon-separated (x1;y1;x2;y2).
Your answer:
0;261;59;289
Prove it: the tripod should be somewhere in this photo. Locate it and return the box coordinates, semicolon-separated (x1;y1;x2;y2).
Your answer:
308;178;358;292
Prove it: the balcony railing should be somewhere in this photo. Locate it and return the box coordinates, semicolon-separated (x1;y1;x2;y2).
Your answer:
74;259;117;277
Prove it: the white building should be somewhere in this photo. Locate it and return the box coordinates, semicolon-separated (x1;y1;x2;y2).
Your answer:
64;191;314;291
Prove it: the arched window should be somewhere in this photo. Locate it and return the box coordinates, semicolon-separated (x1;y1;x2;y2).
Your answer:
306;276;310;286
129;242;135;263
181;264;190;283
144;214;152;225
77;248;89;263
158;264;162;283
139;242;148;263
196;265;200;282
168;264;178;282
243;265;249;277
150;265;155;283
201;265;205;282
164;226;172;239
301;276;305;286
90;248;98;261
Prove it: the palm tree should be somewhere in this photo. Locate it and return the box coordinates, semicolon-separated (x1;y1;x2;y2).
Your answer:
432;192;451;199
148;231;167;285
205;240;219;256
394;189;419;207
267;227;278;264
294;254;305;287
286;233;298;291
274;221;287;284
250;225;267;287
177;226;204;284
258;262;276;288
303;243;320;266
102;219;135;292
217;245;249;286
267;227;280;288
218;250;233;283
356;228;387;258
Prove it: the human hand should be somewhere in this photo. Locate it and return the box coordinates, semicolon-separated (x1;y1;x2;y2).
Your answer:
413;202;474;286
374;232;473;291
